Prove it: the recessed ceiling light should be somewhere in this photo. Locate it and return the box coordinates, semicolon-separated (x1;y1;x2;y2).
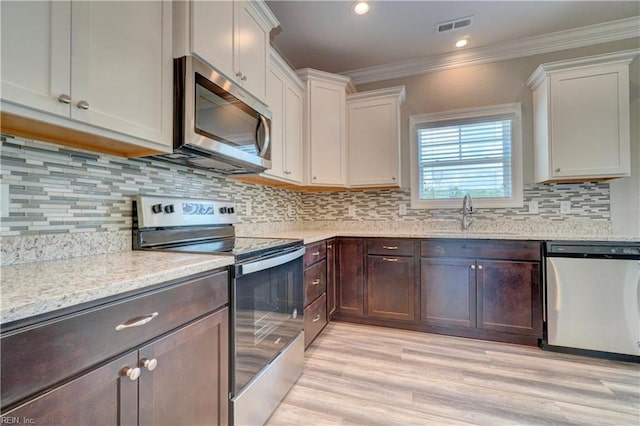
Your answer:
455;39;468;48
352;1;370;15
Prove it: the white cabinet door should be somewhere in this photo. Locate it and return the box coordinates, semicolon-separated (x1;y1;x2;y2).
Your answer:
528;52;634;183
234;1;269;102
71;1;172;147
1;1;71;117
191;0;234;79
265;66;286;180
549;65;630;178
308;80;346;186
347;95;401;187
284;85;303;182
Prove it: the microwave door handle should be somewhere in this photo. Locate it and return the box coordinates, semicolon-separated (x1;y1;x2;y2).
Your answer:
255;115;270;158
239;247;305;276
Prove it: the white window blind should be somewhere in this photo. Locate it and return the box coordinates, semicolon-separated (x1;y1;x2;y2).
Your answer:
417;116;514;201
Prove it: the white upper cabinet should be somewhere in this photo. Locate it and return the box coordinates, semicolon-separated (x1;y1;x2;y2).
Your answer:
263;49;304;183
1;0;173;153
347;87;405;187
527;51;636;183
297;69;352;187
175;0;278;103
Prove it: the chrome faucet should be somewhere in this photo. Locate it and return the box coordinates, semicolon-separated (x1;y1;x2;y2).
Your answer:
461;193;474;231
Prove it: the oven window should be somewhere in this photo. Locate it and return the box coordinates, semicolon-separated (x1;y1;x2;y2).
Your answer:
194;73;260;156
233;256;303;393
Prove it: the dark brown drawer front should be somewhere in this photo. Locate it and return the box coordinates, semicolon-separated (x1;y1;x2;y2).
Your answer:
367;239;415;257
304;241;327;268
304;241;326;267
304;293;327;348
1;270;229;410
304;260;327;306
421;239;541;261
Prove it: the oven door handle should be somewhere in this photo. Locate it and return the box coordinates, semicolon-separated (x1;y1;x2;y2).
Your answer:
239;247;305;276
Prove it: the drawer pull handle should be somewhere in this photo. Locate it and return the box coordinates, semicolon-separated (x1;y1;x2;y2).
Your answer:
312;279;321;285
141;358;158;371
313;314;321;322
122;367;141;381
115;312;159;331
382;246;398;250
383;258;399;262
312;251;320;256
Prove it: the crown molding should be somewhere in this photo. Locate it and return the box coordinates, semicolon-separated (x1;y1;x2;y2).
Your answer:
343;16;640;85
346;86;406;104
296;68;352;88
526;48;640;89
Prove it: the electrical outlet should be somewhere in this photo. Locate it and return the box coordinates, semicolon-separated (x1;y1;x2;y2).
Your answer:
560;201;571;214
399;203;407;216
245;200;252;217
528;200;539;214
347;205;356;217
0;184;9;217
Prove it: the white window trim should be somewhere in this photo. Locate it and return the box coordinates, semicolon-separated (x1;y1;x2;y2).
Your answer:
409;103;523;209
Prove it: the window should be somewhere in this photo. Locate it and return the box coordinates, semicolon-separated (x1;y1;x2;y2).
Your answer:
410;103;523;209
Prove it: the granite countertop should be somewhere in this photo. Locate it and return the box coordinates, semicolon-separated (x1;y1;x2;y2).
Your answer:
0;251;234;325
252;229;640;245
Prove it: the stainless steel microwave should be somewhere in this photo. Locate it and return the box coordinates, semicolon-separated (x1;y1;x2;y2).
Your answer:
153;55;271;174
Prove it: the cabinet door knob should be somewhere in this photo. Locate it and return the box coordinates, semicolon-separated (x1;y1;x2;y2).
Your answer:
235;71;243;78
57;94;72;104
555;168;561;173
141;358;158;371
392;177;396;180
77;100;90;110
122;367;141;381
241;75;247;82
478;265;483;270
313;176;317;180
470;264;476;270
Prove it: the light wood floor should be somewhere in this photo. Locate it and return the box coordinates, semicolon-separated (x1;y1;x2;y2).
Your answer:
266;322;640;426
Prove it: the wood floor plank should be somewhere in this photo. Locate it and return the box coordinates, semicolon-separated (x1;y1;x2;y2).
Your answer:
266;322;640;426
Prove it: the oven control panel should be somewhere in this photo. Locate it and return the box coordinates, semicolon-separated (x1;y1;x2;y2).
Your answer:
135;196;237;228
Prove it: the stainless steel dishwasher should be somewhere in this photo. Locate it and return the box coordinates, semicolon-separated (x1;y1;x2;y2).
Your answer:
545;241;640;359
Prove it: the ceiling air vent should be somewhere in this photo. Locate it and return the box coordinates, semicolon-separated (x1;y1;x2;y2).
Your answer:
436;16;473;34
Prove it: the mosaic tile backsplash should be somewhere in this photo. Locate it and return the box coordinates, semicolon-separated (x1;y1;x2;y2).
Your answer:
0;136;300;236
299;184;610;222
1;135;610;238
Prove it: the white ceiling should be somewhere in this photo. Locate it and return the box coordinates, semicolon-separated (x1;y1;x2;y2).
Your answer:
266;1;640;74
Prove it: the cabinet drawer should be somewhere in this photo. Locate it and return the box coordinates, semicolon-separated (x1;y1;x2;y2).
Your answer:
421;240;541;261
1;270;229;410
304;293;327;348
304;241;326;267
367;239;415;257
304;260;327;306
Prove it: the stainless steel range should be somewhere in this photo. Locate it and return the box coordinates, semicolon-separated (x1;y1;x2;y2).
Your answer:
133;196;305;426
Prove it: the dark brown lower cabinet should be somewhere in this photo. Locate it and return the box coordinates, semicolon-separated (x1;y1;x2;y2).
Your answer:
367;255;416;321
420;258;476;328
1;351;138;425
138;309;229;426
2;310;229;426
477;260;541;335
326;239;337;319
1;270;230;425
334;238;543;345
335;238;365;317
